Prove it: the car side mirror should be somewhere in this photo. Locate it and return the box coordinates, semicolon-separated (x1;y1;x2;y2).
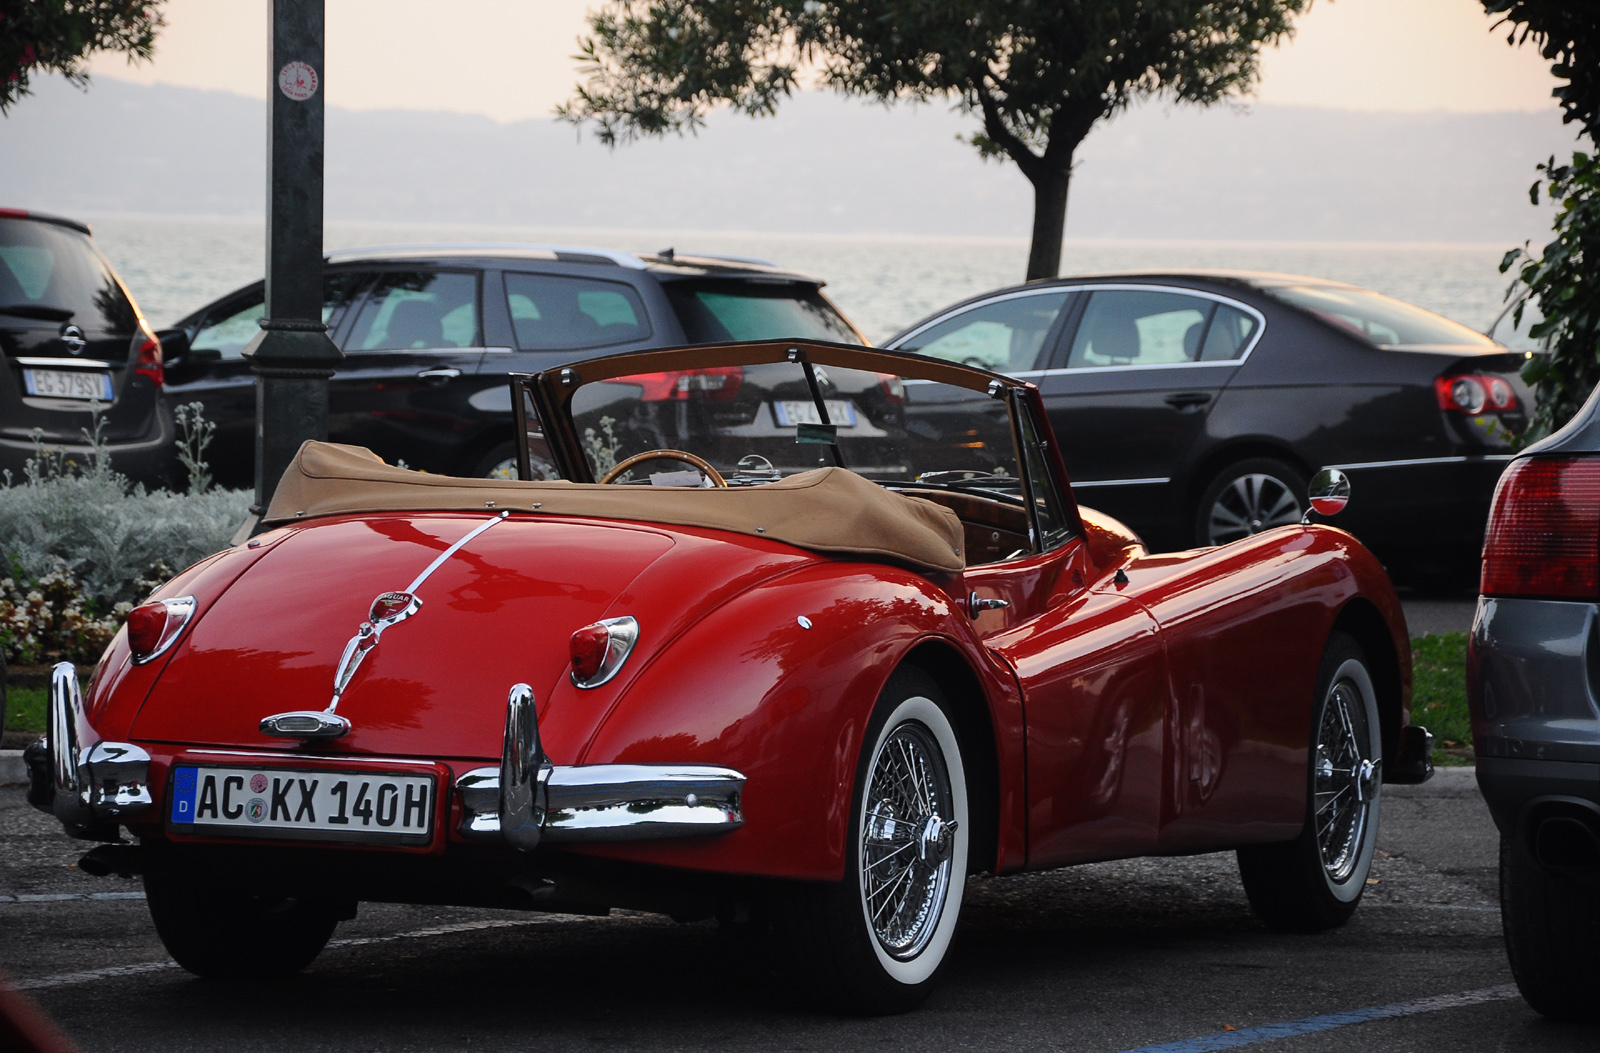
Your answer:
1306;468;1351;521
155;328;191;363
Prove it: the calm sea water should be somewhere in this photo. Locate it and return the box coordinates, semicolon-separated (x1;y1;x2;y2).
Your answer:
83;214;1523;345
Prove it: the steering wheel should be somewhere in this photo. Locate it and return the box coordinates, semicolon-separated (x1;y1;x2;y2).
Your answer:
598;449;729;487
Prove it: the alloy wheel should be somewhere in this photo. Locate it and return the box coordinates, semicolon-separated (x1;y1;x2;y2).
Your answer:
1207;473;1303;544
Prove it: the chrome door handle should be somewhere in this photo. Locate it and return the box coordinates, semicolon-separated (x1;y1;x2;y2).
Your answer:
417;367;462;381
967;591;1010;619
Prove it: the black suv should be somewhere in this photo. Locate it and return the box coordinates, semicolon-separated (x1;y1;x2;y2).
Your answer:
159;245;865;487
1;208;173;487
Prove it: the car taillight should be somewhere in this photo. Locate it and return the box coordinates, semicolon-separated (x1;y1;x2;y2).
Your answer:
126;596;197;664
569;616;639;688
625;368;741;402
1436;373;1517;414
1481;458;1600;598
134;333;164;387
878;373;906;405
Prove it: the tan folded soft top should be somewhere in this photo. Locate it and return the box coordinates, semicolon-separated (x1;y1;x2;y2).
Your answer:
264;441;965;573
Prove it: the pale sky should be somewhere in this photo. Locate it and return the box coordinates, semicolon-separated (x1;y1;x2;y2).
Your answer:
83;0;1560;122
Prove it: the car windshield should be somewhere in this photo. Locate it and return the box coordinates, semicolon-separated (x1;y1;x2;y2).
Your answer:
0;218;137;336
1268;284;1493;348
553;353;1021;494
664;281;863;345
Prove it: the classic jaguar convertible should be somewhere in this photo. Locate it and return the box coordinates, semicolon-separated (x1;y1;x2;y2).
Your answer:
27;341;1432;1012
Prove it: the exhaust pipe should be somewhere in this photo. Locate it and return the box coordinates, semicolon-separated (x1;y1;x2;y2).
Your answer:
1534;814;1600;869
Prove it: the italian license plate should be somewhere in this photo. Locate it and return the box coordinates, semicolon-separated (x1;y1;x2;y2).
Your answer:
23;368;114;401
167;765;435;846
773;400;857;427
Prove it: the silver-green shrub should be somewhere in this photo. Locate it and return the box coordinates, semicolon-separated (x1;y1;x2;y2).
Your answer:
0;408;251;639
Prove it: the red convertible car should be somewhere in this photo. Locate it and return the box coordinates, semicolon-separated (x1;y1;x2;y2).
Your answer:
26;341;1432;1012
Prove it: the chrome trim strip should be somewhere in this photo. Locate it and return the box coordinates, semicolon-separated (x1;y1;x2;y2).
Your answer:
1072;476;1171;488
12;357;114;371
1325;454;1516;471
886;281;1268;369
404;511;510;594
1015;360;1241;377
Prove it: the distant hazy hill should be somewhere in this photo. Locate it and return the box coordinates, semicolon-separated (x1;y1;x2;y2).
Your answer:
0;75;1574;243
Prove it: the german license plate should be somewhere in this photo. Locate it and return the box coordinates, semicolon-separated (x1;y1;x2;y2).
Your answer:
23;368;113;401
167;765;435;846
774;400;857;427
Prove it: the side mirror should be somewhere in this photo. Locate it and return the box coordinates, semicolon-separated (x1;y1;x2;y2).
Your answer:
155;328;190;363
1306;468;1351;520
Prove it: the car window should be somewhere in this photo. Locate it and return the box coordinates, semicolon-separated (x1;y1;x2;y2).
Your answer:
1488;293;1547;352
1067;290;1218;369
1199;304;1260;361
896;292;1070;372
191;273;365;360
346;271;479;351
665;281;862;344
1268;285;1494;348
504;273;650;350
0;217;137;335
1016;403;1073;551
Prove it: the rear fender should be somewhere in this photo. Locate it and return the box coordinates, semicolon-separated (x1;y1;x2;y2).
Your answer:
566;562;1022;881
84;527;298;739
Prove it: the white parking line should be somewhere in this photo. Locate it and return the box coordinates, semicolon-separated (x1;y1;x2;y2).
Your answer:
0;892;146;903
9;916;576;991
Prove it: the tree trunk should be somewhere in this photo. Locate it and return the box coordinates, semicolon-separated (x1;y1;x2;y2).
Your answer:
1025;163;1073;282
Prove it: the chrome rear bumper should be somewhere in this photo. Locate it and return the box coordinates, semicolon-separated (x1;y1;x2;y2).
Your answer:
29;662;153;834
456;684;745;848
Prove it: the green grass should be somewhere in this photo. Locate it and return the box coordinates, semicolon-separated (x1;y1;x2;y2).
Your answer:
3;684;47;736
1410;631;1473;765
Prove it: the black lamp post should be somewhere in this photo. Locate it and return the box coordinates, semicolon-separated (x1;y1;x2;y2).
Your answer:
241;0;342;520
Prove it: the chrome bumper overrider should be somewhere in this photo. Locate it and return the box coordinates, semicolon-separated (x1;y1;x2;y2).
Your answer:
42;662;153;828
455;684;746;849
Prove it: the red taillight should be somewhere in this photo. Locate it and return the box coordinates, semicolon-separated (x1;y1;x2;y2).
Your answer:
624;367;741;402
878;373;906;405
569;623;611;682
0;208;29;219
568;616;640;688
135;333;163;387
126;602;169;658
1436;373;1517;414
125;596;196;664
1481;458;1600;598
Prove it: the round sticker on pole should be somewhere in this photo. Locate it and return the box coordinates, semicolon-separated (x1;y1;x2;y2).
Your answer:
277;61;319;101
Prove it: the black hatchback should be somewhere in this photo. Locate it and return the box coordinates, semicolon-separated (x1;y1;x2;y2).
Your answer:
1;208;173;487
886;270;1531;583
158;245;865;488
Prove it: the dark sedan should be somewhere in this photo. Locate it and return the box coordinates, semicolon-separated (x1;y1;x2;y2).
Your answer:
157;245;864;489
886;270;1531;583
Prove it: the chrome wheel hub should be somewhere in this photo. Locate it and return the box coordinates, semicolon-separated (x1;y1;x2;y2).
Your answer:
861;722;957;961
1208;473;1303;545
1314;678;1379;883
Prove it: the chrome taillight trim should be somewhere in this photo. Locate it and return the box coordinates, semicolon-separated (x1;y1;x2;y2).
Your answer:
570;616;639;689
129;596;197;665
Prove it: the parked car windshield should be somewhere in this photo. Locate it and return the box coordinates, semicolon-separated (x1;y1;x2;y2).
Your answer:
1268;284;1493;348
564;360;1018;490
665;281;862;345
0;218;137;335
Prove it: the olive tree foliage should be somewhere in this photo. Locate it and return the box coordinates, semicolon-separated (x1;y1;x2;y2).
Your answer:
559;1;1311;281
1486;1;1600;438
0;0;164;115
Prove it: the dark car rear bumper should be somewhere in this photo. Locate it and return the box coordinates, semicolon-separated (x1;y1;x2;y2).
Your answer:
1470;596;1600;853
0;400;176;489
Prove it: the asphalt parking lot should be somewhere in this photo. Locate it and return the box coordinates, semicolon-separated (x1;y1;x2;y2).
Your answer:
2;769;1595;1052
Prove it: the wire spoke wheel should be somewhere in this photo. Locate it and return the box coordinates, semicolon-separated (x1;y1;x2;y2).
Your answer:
1208;472;1304;545
1313;678;1379;883
860;722;956;961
